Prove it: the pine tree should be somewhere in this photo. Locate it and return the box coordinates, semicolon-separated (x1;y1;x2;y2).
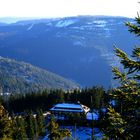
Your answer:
25;112;35;140
33;116;39;138
47;116;71;140
12;116;27;140
103;15;140;139
47;117;60;140
36;109;46;137
0;105;13;140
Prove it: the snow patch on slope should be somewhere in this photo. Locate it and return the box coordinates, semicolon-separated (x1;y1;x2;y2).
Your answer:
27;24;34;30
93;20;107;24
55;19;75;27
90;20;107;28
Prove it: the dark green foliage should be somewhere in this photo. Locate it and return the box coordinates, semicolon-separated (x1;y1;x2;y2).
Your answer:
47;117;71;140
4;86;106;113
0;105;47;140
7;91;50;112
25;112;35;139
33;116;39;138
103;15;140;139
125;16;140;36
12;117;27;140
0;105;13;140
36;109;46;136
103;107;132;139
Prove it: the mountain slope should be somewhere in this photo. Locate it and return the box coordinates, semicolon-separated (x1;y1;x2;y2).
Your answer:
0;56;78;93
0;16;139;88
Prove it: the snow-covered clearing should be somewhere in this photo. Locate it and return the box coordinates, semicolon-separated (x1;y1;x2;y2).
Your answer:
42;126;102;140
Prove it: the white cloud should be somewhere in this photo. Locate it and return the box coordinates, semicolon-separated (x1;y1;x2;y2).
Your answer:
0;0;139;17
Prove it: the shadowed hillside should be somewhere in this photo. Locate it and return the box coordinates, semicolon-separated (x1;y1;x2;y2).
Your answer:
0;56;79;93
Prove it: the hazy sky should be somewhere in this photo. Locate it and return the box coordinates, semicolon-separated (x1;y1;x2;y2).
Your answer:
0;0;139;18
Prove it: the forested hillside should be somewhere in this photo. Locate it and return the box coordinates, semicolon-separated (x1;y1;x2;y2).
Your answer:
0;56;78;93
0;16;139;88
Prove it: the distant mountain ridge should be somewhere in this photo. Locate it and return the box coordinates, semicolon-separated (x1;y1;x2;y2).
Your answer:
0;56;78;93
0;16;139;88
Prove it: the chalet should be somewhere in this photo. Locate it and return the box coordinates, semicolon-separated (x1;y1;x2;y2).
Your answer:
50;103;89;113
50;103;90;120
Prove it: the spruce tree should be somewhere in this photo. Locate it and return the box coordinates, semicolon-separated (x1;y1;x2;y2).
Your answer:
103;15;140;139
0;105;12;140
12;116;27;140
25;112;35;140
47;116;71;140
33;116;39;138
36;109;46;137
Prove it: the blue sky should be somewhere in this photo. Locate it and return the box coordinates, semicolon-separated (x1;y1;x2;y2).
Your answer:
0;0;139;18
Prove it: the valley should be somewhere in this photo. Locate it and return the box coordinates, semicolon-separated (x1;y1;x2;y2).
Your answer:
0;16;139;89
